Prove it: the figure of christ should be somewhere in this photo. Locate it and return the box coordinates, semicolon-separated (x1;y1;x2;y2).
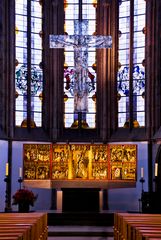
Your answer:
50;20;112;113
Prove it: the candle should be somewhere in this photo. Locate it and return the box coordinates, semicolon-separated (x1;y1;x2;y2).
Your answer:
155;163;158;177
141;167;144;178
19;167;22;178
6;163;9;176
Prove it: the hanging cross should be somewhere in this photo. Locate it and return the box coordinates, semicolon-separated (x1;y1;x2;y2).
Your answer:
50;20;112;113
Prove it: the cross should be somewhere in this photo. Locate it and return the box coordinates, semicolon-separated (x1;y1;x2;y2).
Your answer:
50;20;112;113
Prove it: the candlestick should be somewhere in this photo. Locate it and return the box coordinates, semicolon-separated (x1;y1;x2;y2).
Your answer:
140;177;145;192
4;175;12;212
141;167;144;178
19;167;22;178
155;163;158;177
5;163;9;176
18;177;23;189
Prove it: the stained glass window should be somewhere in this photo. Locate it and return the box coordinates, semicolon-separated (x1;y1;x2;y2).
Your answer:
63;0;97;129
15;0;43;127
117;0;146;128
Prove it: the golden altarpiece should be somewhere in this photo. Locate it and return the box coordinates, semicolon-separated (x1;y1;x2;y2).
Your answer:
24;143;137;183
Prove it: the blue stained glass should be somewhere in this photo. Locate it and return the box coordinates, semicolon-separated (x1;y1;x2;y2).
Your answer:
15;65;43;96
15;0;43;127
117;66;145;96
118;0;146;127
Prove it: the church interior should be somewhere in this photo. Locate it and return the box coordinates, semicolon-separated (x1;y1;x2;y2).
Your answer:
0;0;161;239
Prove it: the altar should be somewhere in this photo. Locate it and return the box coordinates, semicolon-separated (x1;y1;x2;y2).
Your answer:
23;143;137;212
62;188;100;212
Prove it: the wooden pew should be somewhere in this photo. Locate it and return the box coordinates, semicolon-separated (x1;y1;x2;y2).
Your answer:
114;213;161;240
0;212;47;236
125;217;161;239
147;238;161;240
115;213;161;238
137;230;161;240
0;212;47;240
0;227;30;240
0;237;22;240
0;233;23;239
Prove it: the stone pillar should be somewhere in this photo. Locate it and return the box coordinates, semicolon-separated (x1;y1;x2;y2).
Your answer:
102;189;108;210
50;188;57;210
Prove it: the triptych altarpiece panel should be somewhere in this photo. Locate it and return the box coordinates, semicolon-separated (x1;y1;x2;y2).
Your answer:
23;144;137;181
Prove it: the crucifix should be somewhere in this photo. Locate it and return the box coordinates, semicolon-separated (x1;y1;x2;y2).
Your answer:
49;1;112;126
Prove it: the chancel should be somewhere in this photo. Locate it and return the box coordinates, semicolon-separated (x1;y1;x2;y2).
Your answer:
1;0;161;239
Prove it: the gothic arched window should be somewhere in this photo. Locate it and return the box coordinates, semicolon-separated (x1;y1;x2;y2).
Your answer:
15;0;43;128
63;0;97;129
117;0;146;128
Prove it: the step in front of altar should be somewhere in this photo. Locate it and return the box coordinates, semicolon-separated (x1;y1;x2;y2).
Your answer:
47;211;114;226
